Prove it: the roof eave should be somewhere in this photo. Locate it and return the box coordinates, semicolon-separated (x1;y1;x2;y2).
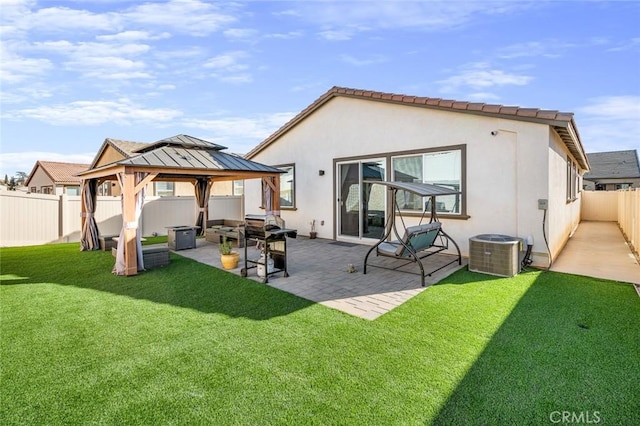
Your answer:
245;87;590;169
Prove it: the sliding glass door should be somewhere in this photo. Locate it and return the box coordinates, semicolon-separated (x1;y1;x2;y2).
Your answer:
337;159;386;241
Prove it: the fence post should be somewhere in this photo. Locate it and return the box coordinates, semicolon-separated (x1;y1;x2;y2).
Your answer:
59;194;66;241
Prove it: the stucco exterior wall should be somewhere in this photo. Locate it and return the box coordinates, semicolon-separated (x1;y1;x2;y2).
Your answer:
546;129;583;265
27;167;55;194
245;96;573;267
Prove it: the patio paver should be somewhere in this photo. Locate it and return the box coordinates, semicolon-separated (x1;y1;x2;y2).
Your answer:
175;237;467;320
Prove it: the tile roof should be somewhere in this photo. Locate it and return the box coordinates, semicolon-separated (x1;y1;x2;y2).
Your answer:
26;161;90;186
106;138;149;156
584;150;640;180
245;86;589;170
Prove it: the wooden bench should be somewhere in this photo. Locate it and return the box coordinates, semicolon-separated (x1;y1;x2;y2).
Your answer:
99;235;118;251
205;219;244;248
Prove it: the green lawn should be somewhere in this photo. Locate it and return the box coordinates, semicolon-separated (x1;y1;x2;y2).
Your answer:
1;243;638;425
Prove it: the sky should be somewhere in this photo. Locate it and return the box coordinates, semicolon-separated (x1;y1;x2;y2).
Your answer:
1;0;639;179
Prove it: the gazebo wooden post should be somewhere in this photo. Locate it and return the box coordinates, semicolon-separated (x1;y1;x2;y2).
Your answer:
272;174;281;215
122;169;138;276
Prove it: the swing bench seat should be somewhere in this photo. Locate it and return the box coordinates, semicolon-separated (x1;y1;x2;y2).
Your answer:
377;222;442;258
366;221;459;287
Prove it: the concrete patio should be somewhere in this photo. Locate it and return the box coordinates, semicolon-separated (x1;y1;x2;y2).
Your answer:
171;220;640;320
175;236;467;320
550;221;640;285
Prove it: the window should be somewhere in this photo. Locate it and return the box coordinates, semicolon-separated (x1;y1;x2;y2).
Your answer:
392;149;462;215
155;182;175;197
233;180;244;196
262;164;295;209
98;182;112;196
66;186;80;196
42;186;53;194
279;165;295;208
615;183;631;190
566;157;578;201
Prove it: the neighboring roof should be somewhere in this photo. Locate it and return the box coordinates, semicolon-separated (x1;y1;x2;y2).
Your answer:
246;86;590;170
80;134;283;178
89;138;148;169
25;161;90;186
584;150;640;180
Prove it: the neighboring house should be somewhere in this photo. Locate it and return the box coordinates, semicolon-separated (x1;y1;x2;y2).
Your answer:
91;138;238;196
25;161;90;195
244;86;590;268
583;150;640;191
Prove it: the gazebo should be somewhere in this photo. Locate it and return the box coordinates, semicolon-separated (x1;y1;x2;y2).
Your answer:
77;134;283;276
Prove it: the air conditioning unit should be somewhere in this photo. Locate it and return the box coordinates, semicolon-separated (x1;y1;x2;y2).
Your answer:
469;234;522;277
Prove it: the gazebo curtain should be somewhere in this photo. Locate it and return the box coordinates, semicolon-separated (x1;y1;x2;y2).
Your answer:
80;178;100;251
113;172;147;275
194;178;213;236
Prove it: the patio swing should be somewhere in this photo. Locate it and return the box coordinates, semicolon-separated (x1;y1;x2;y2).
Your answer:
363;181;462;287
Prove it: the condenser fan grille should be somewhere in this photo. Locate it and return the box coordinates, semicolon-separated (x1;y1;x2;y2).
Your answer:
469;234;522;277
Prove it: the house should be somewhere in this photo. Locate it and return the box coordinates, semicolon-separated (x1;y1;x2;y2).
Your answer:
583;150;640;191
91;138;240;196
244;86;590;268
25;161;90;195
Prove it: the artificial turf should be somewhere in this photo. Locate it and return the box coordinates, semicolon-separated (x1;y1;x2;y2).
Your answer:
1;243;638;425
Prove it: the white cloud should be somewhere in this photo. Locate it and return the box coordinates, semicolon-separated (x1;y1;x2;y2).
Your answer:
183;112;296;141
96;31;171;42
0;43;52;84
467;92;501;102
33;40;150;57
286;1;535;38
264;31;303;40
340;54;387;66
496;41;571;59
203;51;252;83
438;63;533;93
3;4;120;34
576;96;640;153
318;29;355;41
224;28;259;39
11;99;183;126
608;37;640;52
123;0;237;36
204;51;248;70
29;40;152;80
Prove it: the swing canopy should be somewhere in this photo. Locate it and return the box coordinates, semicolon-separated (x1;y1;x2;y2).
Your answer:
366;180;460;198
362;180;462;286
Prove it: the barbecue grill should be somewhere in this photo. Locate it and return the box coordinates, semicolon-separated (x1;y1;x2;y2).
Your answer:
241;214;297;283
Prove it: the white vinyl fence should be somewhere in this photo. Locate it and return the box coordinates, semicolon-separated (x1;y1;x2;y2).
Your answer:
0;191;242;247
582;188;639;255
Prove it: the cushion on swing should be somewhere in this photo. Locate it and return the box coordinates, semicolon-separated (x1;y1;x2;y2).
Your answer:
378;222;441;257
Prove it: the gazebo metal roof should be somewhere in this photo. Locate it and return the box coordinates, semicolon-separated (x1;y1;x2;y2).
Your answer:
78;134;284;276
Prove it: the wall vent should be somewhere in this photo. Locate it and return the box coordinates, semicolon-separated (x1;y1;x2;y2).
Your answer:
469;234;522;277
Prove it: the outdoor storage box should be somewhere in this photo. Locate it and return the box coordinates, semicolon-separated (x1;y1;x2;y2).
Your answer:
167;226;198;250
